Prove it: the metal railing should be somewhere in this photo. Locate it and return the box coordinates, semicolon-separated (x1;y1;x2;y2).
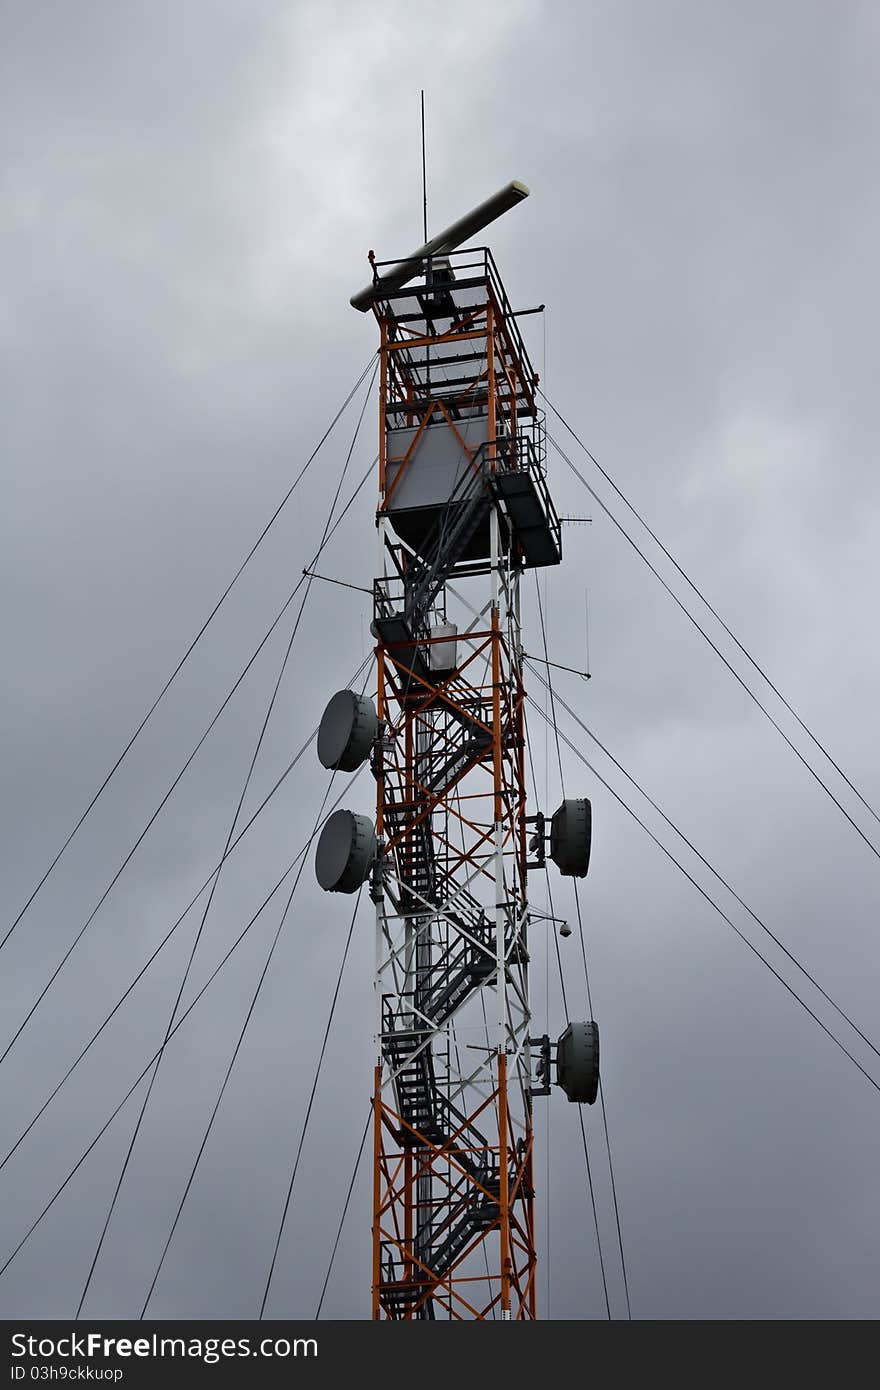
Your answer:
370;245;539;407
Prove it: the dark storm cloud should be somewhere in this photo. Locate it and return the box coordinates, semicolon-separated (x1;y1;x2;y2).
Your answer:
1;0;878;1320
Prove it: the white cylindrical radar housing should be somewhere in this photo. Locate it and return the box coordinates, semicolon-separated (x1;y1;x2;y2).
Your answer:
317;690;378;772
549;798;592;878
556;1020;600;1105
350;180;530;311
315;809;377;894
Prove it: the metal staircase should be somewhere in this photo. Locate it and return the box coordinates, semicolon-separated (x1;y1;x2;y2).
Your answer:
380;1005;502;1317
376;442;524;1319
402;455;494;633
373;451;493;697
414;910;495;1029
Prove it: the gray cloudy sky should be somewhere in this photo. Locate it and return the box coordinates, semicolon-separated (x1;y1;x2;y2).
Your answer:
1;0;879;1321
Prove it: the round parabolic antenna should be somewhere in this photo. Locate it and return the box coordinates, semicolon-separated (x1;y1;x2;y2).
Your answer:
315;809;377;894
317;690;378;772
549;798;592;877
555;1020;599;1105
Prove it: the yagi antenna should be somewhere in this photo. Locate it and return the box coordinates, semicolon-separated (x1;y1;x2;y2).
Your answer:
350;179;530;312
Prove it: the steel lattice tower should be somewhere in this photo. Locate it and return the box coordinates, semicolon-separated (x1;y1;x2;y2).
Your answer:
369;238;561;1320
316;187;597;1320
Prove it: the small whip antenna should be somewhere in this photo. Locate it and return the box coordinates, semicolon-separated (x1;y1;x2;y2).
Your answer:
420;90;428;241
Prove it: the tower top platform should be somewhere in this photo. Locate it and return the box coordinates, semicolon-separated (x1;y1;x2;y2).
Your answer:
366;246;539;424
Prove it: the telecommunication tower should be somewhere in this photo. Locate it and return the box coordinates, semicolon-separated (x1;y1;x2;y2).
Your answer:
315;182;599;1320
